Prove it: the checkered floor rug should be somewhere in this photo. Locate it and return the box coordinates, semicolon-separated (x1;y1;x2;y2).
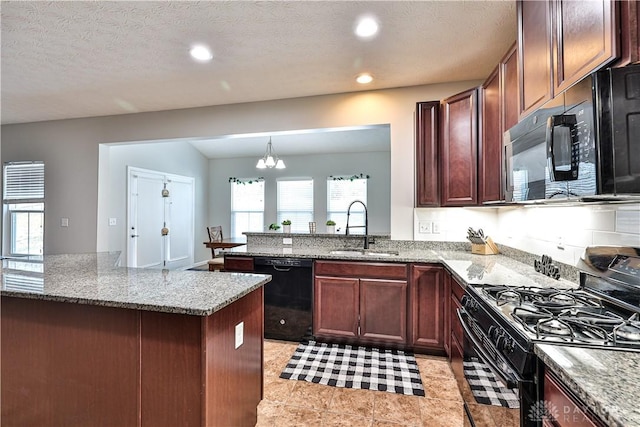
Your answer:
463;359;520;408
280;340;425;396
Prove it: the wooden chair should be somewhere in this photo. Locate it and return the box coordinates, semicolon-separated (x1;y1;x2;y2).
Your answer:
207;226;225;271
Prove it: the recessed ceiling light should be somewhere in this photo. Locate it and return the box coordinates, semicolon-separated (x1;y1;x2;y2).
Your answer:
189;45;213;62
356;73;374;84
355;16;379;38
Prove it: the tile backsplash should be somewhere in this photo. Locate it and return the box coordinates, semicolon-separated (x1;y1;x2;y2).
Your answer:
415;203;640;266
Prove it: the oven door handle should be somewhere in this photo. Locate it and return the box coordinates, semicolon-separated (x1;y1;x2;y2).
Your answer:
457;307;522;389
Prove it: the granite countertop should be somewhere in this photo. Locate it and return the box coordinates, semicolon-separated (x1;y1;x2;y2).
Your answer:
535;344;640;427
228;245;579;290
0;252;271;316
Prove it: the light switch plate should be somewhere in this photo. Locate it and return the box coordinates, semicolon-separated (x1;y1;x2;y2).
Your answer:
283;237;293;245
235;321;244;349
432;221;441;234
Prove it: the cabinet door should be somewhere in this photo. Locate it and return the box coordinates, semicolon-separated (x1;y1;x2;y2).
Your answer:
616;0;640;66
314;276;359;339
443;272;451;356
553;0;616;94
544;372;600;427
502;42;519;132
480;65;502;203
359;278;407;345
416;101;440;206
518;0;553;118
410;265;444;352
441;88;479;206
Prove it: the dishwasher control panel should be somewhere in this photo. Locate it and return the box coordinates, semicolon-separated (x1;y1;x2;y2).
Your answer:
254;257;312;268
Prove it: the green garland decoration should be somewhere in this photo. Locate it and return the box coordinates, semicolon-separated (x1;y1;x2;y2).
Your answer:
329;173;370;181
228;177;264;185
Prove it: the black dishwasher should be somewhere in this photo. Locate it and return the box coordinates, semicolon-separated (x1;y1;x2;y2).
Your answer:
253;257;313;342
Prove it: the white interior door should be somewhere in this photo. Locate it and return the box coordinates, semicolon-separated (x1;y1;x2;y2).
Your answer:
164;176;194;270
127;167;194;269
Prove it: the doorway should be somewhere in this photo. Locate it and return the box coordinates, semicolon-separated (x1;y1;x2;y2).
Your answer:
127;167;194;269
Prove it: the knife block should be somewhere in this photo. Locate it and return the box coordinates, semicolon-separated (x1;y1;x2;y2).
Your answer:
471;237;500;255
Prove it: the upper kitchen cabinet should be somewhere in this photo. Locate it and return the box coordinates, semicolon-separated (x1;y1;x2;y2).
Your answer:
480;66;502;203
415;101;440;207
552;0;617;94
502;43;520;132
617;0;640;65
518;0;621;119
480;42;518;204
440;88;479;206
518;0;553;118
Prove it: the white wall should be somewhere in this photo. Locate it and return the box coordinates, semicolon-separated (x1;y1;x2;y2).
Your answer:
415;204;640;266
1;80;479;254
210;151;391;235
97;141;210;263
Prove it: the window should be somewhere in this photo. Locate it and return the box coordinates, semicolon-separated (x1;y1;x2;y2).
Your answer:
277;179;313;233
327;178;367;234
230;179;264;238
3;162;45;256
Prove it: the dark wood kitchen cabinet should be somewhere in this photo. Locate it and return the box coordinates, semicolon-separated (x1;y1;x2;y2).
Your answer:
518;0;553;118
415;101;440;207
440;88;479;206
447;273;465;387
552;0;617;94
223;255;254;272
518;0;619;119
314;260;408;347
409;264;445;354
480;66;502;203
543;371;602;427
479;42;518;203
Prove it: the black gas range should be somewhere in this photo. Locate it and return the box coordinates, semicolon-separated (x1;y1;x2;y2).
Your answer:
458;246;640;426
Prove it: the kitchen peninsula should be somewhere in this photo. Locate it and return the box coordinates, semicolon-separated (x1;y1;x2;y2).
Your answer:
0;253;270;427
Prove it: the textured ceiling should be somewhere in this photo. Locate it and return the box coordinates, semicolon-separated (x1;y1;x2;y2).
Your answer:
1;1;516;126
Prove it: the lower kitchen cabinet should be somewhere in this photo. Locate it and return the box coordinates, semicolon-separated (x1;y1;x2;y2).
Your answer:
223;255;254;272
410;264;445;354
543;371;601;427
448;272;466;385
314;260;408;347
314;276;359;339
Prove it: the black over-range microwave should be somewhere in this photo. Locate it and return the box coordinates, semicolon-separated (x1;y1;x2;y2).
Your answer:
504;63;640;203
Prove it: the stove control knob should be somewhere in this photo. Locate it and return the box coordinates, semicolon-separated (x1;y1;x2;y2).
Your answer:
504;339;515;354
489;326;504;342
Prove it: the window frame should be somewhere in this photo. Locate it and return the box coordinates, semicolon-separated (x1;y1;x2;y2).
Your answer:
3;162;45;256
230;178;265;238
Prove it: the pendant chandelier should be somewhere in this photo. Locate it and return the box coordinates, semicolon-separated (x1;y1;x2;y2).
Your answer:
256;137;285;169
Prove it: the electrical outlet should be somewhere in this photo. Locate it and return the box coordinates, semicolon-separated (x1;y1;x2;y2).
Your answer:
235;321;244;349
283;237;293;245
109;218;117;226
432;221;441;234
61;218;69;227
418;221;432;234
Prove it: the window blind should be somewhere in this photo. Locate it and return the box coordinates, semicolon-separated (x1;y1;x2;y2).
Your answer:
3;162;45;202
327;178;367;233
277;179;314;232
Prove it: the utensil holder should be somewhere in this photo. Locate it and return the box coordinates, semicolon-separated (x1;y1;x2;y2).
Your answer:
471;237;500;255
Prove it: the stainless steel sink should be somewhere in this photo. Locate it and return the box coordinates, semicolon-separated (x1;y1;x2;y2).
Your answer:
329;249;365;255
328;249;399;256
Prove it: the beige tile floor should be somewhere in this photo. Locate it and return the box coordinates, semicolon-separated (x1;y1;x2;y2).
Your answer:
257;340;466;427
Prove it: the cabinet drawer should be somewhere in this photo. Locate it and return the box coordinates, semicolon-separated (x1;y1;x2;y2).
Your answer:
314;261;407;280
224;256;254;272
